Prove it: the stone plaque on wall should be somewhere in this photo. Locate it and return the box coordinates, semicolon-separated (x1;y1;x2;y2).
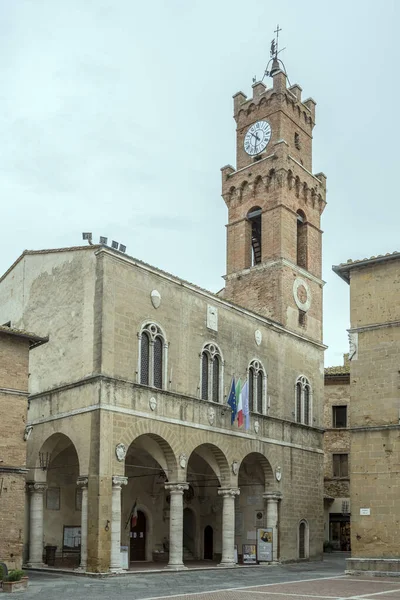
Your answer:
207;305;218;331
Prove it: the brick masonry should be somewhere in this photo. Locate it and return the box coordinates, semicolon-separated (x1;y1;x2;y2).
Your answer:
0;332;30;570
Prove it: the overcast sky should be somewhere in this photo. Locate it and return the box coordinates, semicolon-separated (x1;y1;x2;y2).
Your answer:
0;0;399;366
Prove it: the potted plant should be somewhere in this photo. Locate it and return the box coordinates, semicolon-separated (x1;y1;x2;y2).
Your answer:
323;540;335;553
2;570;29;593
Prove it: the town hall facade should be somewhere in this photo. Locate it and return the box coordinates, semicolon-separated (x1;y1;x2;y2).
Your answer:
0;65;327;572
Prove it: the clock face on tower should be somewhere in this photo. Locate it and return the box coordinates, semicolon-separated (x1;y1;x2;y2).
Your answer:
244;120;272;156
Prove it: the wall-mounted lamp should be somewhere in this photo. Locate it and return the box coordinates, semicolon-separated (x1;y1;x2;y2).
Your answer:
105;520;110;532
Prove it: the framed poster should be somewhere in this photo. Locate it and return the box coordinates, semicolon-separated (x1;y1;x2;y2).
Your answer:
242;544;257;564
256;528;273;562
46;487;60;510
63;526;81;550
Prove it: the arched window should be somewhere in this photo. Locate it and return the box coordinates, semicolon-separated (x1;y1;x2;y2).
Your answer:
201;353;209;400
298;520;309;559
200;343;223;403
248;360;267;414
295;375;312;425
140;332;150;386
247;206;262;266
296;210;307;269
138;323;167;389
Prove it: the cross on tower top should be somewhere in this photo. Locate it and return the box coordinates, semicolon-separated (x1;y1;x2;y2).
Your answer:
270;24;282;58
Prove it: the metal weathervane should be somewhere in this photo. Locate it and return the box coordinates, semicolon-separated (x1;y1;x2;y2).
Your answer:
253;25;290;85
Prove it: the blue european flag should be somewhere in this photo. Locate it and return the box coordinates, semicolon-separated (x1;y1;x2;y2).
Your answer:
227;377;237;424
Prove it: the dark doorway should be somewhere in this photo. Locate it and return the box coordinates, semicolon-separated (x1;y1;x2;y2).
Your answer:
204;525;213;560
299;522;306;559
130;510;146;561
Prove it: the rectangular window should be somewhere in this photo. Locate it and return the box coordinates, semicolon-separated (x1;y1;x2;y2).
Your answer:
332;405;347;428
298;310;306;327
333;454;348;478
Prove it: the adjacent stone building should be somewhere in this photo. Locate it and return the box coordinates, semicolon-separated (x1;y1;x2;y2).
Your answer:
323;356;350;551
0;325;47;570
334;252;400;575
0;64;327;572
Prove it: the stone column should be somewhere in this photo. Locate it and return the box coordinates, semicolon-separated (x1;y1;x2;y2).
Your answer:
76;477;89;571
263;491;282;562
27;482;47;567
165;482;188;570
110;476;128;572
218;488;240;567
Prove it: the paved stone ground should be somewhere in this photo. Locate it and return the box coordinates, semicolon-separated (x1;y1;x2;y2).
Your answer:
13;555;400;600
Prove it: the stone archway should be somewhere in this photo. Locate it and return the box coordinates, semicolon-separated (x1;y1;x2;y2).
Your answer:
238;452;281;563
186;443;231;565
122;433;178;565
28;433;81;568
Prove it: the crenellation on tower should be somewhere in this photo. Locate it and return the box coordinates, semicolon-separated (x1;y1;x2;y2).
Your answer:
288;84;302;101
251;81;267;99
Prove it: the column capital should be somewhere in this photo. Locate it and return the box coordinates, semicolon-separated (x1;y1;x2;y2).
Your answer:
218;488;240;498
263;491;282;502
27;482;47;494
112;476;128;488
165;482;189;495
77;476;89;488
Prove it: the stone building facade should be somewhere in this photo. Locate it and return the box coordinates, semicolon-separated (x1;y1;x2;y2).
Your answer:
334;252;400;574
323;356;350;550
0;325;46;570
0;66;326;572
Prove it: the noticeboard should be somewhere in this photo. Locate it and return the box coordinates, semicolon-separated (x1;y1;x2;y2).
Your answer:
242;544;257;564
256;528;273;562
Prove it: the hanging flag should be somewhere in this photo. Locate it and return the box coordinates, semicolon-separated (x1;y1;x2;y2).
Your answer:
242;380;250;430
236;378;243;427
125;498;138;529
227;377;237;424
131;500;138;528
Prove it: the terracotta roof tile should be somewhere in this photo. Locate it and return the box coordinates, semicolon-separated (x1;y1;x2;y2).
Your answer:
0;324;48;347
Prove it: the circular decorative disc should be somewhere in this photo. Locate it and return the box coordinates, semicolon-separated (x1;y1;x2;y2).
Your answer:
293;278;311;312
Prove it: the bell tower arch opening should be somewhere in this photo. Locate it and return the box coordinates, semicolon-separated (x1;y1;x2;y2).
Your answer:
296;210;308;269
247;206;262;266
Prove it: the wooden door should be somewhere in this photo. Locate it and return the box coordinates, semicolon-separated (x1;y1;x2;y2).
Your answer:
130;511;146;561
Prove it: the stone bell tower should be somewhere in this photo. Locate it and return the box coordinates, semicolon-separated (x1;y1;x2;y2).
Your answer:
220;54;327;342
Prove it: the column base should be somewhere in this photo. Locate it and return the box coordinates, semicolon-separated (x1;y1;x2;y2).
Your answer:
217;561;236;568
26;562;46;568
164;563;188;571
110;567;126;573
74;566;87;573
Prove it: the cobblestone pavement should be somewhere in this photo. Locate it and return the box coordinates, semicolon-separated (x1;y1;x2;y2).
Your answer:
16;555;400;600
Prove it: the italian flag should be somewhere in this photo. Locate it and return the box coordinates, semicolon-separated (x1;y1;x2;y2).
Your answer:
236;378;243;427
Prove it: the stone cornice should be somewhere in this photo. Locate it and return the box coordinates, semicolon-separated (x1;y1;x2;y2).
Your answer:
348;320;400;334
224;257;325;288
0;387;29;397
0;466;28;475
27;401;324;455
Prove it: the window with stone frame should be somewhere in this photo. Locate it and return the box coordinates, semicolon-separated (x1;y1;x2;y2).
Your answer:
248;360;267;414
332;405;347;428
139;323;167;389
332;453;348;478
200;343;223;403
295;375;312;425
